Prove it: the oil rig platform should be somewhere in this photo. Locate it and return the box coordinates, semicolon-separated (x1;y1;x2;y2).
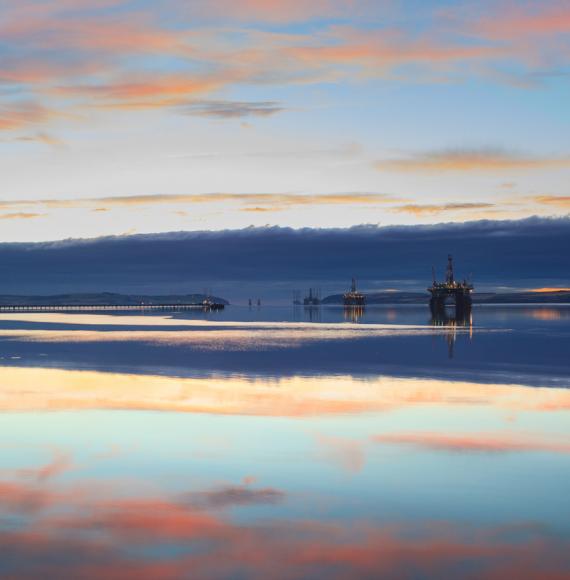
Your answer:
293;288;322;306
428;255;473;314
343;278;366;307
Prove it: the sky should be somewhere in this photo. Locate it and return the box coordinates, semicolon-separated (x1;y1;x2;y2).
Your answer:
0;0;569;243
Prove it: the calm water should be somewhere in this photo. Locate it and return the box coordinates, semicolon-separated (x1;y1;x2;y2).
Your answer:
0;305;569;579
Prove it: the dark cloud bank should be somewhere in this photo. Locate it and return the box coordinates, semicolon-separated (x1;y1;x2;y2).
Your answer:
1;217;569;300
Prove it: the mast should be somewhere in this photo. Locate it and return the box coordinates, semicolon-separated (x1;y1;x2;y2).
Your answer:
446;254;454;284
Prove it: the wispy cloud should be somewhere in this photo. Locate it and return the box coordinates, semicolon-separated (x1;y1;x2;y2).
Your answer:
0;103;57;131
0;192;403;212
54;75;227;110
16;450;73;483
390;203;495;216
177;0;356;23
471;3;570;41
0;212;46;220
1;1;569;133
315;433;365;474
240;206;276;212
13;132;65;147
372;431;570;454
184;484;285;509
180;100;285;119
532;196;570;208
377;148;570;173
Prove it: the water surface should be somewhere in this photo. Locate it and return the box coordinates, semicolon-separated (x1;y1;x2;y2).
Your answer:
0;305;568;578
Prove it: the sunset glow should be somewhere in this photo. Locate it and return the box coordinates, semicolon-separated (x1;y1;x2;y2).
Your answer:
0;0;568;241
0;3;569;578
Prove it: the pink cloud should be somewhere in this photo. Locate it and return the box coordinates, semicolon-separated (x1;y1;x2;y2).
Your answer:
472;3;570;40
16;450;73;483
315;433;366;473
372;431;570;454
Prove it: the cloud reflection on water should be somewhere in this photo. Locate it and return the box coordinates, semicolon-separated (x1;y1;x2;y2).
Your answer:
0;309;568;578
0;466;568;580
0;367;568;416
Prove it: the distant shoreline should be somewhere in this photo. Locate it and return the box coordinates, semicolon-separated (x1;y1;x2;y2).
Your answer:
0;293;229;307
0;291;568;308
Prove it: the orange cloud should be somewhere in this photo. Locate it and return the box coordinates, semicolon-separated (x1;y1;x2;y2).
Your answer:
0;103;56;131
55;75;226;109
533;196;570;208
0;213;46;220
0;192;402;213
288;31;503;69
377;149;570;173
530;288;570;294
372;431;570;454
0;364;568;417
390;203;494;216
241;206;277;213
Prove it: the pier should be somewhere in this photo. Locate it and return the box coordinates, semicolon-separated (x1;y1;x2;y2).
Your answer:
0;303;225;313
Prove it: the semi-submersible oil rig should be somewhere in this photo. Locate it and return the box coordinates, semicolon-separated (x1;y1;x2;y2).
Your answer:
343;278;366;306
428;255;473;315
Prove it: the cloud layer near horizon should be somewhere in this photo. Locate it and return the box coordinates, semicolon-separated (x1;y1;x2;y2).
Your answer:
0;217;568;296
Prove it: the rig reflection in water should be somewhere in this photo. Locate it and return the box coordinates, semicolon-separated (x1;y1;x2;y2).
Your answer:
431;306;473;358
344;305;366;323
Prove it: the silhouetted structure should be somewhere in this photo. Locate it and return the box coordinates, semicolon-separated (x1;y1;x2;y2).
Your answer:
294;288;321;306
304;288;321;306
428;255;473;316
343;278;366;306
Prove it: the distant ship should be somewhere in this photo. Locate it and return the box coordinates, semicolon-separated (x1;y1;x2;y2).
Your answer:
343;278;366;306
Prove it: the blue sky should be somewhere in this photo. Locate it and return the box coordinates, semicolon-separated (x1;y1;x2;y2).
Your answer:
0;0;569;242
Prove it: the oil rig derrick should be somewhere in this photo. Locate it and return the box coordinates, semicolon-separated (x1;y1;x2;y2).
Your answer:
428;255;473;315
343;278;366;307
303;287;321;307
